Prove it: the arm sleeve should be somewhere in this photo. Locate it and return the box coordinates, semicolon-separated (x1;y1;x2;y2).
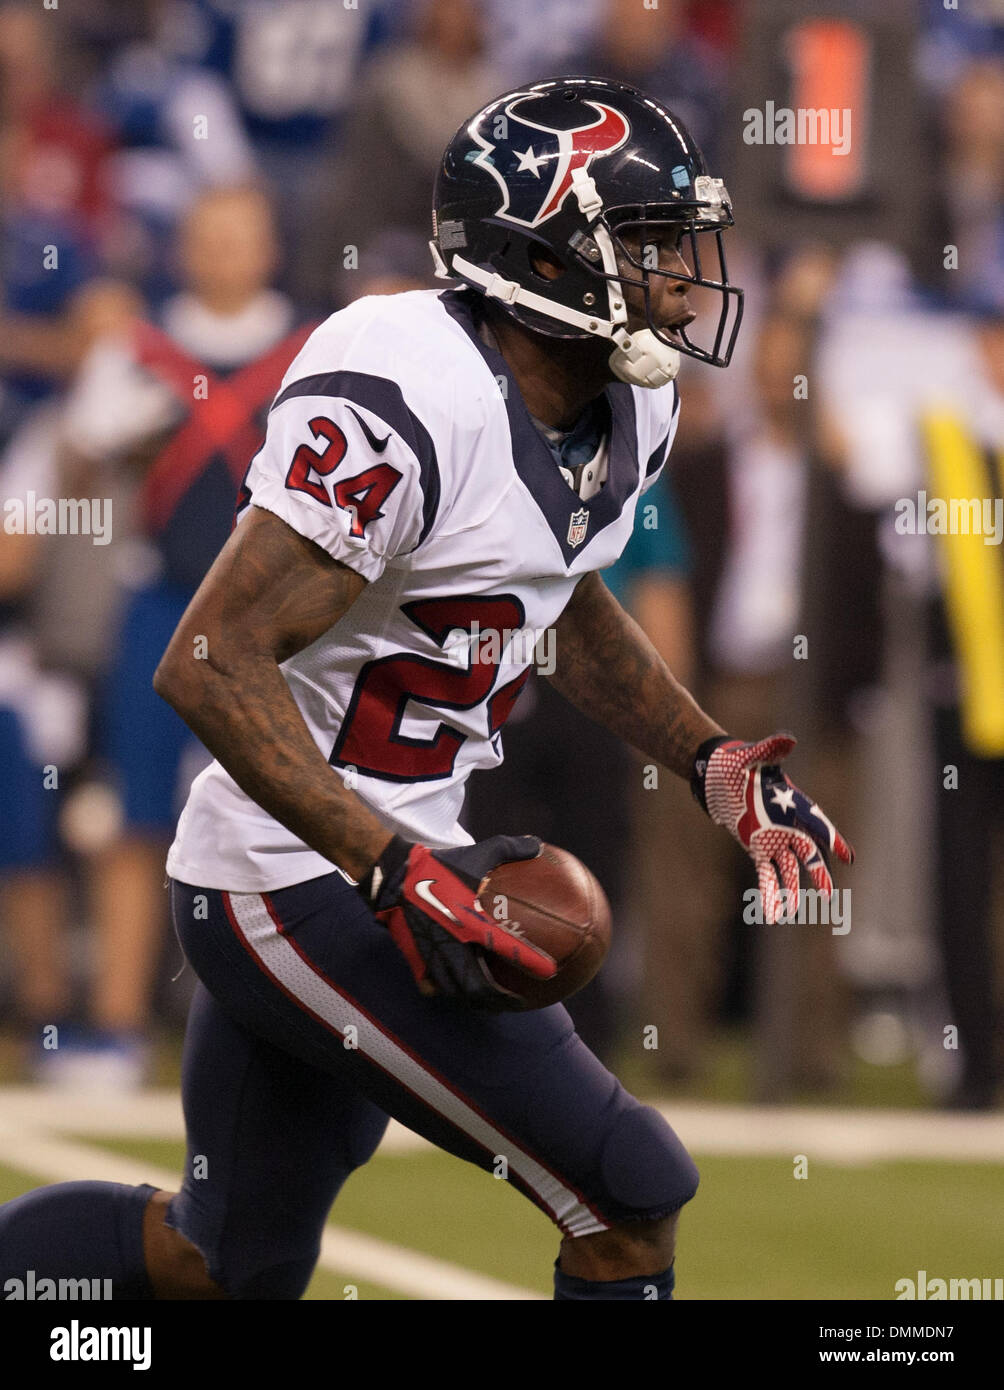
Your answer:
243;387;439;582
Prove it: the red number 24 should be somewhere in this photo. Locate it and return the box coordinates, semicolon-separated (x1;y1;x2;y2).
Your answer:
285;415;401;538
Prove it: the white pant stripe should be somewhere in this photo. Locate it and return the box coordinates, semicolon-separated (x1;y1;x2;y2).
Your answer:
225;890;608;1238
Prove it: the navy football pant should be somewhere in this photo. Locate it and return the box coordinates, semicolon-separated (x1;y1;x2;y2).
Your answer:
168;872;699;1299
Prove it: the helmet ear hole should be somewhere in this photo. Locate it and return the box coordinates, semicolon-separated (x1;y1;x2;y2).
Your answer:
528;242;566;282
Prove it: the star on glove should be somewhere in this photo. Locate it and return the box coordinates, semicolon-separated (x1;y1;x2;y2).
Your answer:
692;733;854;923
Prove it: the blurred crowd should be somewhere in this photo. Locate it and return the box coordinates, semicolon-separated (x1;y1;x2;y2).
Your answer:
0;0;1001;1107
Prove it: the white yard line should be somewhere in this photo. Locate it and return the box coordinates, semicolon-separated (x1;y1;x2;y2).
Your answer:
1;1087;1002;1163
0;1087;426;1150
0;1123;542;1301
0;1088;185;1137
655;1103;1004;1165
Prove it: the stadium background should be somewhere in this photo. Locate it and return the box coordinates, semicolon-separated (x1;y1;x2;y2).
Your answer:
0;0;1001;1300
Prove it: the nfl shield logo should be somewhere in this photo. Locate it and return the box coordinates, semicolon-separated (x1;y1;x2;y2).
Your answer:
567;509;589;548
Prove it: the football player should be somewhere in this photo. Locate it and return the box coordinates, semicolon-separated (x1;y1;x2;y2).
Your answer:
0;77;851;1301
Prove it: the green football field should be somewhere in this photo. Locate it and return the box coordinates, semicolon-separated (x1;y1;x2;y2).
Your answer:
3;1138;1001;1300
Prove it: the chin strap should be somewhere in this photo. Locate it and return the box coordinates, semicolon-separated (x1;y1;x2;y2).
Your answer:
431;169;680;391
608;328;680;388
572;169;680;389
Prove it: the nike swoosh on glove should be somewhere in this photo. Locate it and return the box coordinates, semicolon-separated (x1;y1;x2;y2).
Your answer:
692;733;854;924
359;834;557;1008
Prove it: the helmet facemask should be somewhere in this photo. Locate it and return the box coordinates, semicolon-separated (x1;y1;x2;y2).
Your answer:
598;214;744;370
566;171;744;375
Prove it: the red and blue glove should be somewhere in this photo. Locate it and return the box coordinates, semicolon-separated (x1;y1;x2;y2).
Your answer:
692;733;854;923
359;834;557;1007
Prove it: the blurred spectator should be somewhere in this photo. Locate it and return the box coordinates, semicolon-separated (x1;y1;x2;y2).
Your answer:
584;0;727;170
820;292;1004;1108
0;284;136;1067
26;282;152;687
92;0;259;302
0;3;112;233
935;59;1004;311
477;0;605;83
162;0;389;154
667;308;853;1095
0;453;80;1053
917;0;1004;97
0;2;114;439
159;0;395;301
929;311;1004;1108
609;475;707;1073
43;186;313;1087
299;0;501;309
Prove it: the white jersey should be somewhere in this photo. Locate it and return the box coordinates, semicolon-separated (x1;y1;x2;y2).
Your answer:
166;288;679;891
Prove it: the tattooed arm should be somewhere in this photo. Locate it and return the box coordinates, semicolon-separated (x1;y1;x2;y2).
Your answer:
153;506;393;878
547;569;724;780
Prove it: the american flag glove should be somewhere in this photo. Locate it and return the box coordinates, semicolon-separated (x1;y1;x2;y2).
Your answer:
691;734;854;924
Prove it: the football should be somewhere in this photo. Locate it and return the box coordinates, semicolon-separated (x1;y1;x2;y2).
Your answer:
477;843;612;1009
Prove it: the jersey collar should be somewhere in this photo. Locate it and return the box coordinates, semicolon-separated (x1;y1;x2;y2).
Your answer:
439;288;640;566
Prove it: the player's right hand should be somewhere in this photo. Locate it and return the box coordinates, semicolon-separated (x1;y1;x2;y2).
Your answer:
358;834;557;1007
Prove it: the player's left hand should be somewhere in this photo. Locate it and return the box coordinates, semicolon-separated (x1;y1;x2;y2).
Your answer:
691;733;854;923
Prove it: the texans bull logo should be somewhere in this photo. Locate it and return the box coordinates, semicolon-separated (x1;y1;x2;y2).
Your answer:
471;97;630;229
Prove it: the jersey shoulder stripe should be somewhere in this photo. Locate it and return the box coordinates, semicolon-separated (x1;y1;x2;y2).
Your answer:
271;369;441;548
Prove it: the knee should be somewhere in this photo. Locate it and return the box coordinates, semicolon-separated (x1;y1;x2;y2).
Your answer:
558;1101;697;1281
596;1101;699;1222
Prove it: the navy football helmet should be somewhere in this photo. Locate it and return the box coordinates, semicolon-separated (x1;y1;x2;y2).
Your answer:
431;75;744;388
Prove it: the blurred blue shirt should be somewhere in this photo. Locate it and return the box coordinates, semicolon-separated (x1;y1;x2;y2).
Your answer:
604;476;692;607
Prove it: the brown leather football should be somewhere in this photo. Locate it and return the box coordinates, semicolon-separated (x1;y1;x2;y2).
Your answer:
477;843;612;1009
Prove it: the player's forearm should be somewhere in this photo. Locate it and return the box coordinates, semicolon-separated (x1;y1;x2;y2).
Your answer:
547;570;723;780
153;646;392;880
